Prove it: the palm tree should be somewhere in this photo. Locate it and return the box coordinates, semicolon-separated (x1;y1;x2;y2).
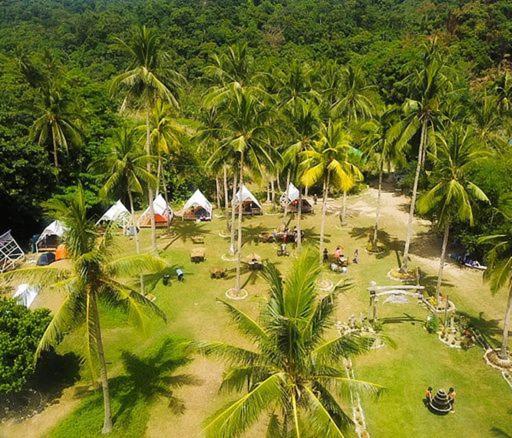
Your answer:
92;127;157;254
282;99;320;249
199;248;381;437
398;38;451;272
212;87;273;296
111;25;180;252
361;106;405;248
417;126;489;306
2;185;168;434
471;94;508;152
479;204;512;362
301;119;363;264
31;85;82;175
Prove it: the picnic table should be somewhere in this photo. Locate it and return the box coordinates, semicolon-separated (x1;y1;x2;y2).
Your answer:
247;253;263;270
192;235;205;244
210;267;227;279
191;247;205;263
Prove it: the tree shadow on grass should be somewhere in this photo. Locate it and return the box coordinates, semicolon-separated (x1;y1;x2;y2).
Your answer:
302;226;327;245
491;427;512;437
53;338;199;436
0;350;81;422
457;311;504;349
418;270;454;296
380;313;423;326
349;226;404;260
241;223;269;246
162;222;211;249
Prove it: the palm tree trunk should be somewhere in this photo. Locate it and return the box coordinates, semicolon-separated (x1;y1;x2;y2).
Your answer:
271;179;275;204
435;221;450;306
341;190;348;225
159;157;171;231
127;191;140;254
297;186;303;250
91;293;112;434
283;170;291;220
146;109;157;252
215;177;222;209
276;172;282;192
229;173;238;254
52;138;60;182
156;156;162;195
402;119;427;272
500;284;512;360
223;166;229;212
372;161;384;247
319;173;330;265
235;154;244;292
266;183;271;203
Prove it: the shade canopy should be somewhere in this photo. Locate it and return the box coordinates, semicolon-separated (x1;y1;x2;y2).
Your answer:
13;284;39;308
280;182;300;204
97;200;130;227
233;185;262;209
36;220;67;247
138;194;173;227
182;190;213;219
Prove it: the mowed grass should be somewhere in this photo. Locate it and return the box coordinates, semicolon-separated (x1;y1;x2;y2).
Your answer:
25;191;512;437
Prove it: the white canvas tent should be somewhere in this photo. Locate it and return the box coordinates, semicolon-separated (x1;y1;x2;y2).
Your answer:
280;183;312;213
0;230;25;273
36;220;67;252
138;194;173;228
13;284;39;308
233;185;263;215
181;190;213;221
97;200;130;228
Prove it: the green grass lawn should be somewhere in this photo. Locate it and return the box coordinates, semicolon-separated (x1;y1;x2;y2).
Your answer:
16;192;512;437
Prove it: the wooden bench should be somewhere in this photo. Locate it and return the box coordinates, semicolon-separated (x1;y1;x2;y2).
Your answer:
191;247;205;263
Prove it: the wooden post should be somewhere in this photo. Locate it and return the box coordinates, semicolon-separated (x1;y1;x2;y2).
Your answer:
370;290;377;322
443;294;449;328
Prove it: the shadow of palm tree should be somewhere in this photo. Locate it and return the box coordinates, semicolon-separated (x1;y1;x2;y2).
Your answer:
241;223;269;246
302;226;326;244
491;427;512;437
141;264;181;292
163;222;211;249
418;269;454;295
457;311;503;348
349;226;404;261
381;313;423;325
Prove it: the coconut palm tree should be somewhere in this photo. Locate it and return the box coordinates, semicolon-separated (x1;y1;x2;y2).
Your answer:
301;119;363;264
471;94;508;153
282;99;320;249
111;25;180;252
398;38;451;272
199;248;381;437
2;185;168;434
479;203;512;362
211;87;274;296
92;127;157;254
417;126;489;306
31;85;82;175
360;105;405;248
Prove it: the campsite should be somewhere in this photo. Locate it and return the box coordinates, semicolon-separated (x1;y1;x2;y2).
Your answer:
1;1;512;437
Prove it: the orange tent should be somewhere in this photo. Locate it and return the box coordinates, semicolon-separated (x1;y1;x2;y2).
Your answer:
55;244;68;261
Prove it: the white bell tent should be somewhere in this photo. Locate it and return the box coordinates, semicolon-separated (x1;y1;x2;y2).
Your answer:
233;185;263;215
36;220;67;252
138;194;173;228
13;284;40;308
181;190;213;221
0;230;25;273
96;200;130;228
280;182;312;213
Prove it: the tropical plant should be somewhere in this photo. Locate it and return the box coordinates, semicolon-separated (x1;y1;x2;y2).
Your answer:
211;87;274;296
360;105;405;248
417;126;489;306
479;199;512;361
1;186;168;433
398;38;451;272
111;25;180;251
301;119;363;263
199;248;381;437
92;127;157;254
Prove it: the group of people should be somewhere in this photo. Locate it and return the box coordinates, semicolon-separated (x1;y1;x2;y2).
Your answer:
425;386;457;413
323;246;359;264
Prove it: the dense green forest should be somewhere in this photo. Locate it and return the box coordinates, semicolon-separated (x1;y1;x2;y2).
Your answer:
1;0;511;254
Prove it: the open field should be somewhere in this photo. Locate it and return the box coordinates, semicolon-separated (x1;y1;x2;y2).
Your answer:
1;187;511;438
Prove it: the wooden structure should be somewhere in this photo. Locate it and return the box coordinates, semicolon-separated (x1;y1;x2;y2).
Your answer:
367;283;425;321
0;230;24;273
191;247;205;263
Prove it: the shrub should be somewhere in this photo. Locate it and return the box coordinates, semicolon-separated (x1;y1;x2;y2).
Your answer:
425;314;440;334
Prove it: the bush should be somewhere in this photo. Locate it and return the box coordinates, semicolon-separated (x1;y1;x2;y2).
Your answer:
425;314;439;334
0;299;51;394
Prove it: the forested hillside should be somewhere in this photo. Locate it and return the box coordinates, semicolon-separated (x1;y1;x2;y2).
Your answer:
1;0;511;251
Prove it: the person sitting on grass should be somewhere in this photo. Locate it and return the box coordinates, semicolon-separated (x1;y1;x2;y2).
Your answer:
424;386;433;406
448;387;456;413
334;246;343;261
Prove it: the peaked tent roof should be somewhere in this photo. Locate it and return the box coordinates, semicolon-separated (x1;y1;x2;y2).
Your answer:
233;185;262;209
13;284;39;308
139;194;173;221
36;220;67;244
97;200;130;225
182;190;213;215
280;182;301;204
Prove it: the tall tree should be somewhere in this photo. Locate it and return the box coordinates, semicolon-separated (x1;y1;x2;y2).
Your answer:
111;25;180;252
479;198;512;362
199;248;381;437
398;38;450;272
92;127;157;254
301;120;362;264
2;185;167;434
417;126;489;305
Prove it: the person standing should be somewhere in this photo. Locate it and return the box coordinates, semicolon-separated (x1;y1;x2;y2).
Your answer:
448;387;456;413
